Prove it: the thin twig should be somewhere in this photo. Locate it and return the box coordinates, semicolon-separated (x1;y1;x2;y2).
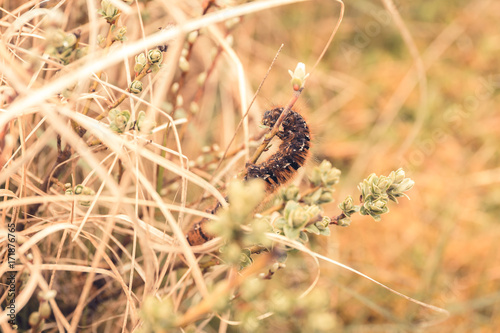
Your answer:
213;44;284;179
241;87;303;177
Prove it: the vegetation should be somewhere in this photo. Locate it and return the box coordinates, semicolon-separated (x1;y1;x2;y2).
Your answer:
1;0;499;332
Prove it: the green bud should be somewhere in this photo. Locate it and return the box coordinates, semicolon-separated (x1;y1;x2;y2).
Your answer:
135;52;147;69
150;63;161;73
38;290;57;301
304;188;322;204
115;26;127;42
210;47;218;61
298;230;309;243
140;296;176;330
189;101;199;114
270;290;292;315
39;302;52;319
29;312;41;327
365;198;388;214
110;110;131;133
357;180;369;199
319;160;334;172
309;160;341;187
178;56;190;72
134;53;148;73
288;62;309;91
239;249;253;268
129;80;143;94
115;114;129;131
134;62;144;73
273;217;286;232
51;29;66;47
396;178;414;193
176;95;183;107
171;82;179;94
108;108;119;120
225;35;234;47
338;216;351;227
147;49;163;64
74;184;84;195
393;168;406;183
288;206;309;229
281;185;300;201
307;312;337;332
246;218;272;247
377;176;392;192
309;168;322;186
240;278;264;301
98;0;121;24
135;110;155;133
187;30;198;44
318;189;334;204
305;204;321;218
81;187;95;196
283;224;300;239
63;33;77;48
96;34;105;47
317;216;331;229
240;312;260;332
222;242;242;264
338;195;356;216
211;286;230;312
227;180;266;222
305;223;320;235
197;72;207;86
72;185;95;207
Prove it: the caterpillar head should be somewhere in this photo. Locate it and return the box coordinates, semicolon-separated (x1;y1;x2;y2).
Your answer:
262;107;284;128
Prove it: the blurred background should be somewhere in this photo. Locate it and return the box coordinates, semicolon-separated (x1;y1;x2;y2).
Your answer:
1;0;499;331
233;0;499;331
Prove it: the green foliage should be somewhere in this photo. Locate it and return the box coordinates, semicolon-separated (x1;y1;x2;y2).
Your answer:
207;180;270;266
98;0;121;24
64;184;95;206
129;80;143;94
44;29;86;65
136;110;156;133
349;168;414;222
266;162;414;249
134;53;147;73
109;108;132;133
309;160;341;187
137;296;177;332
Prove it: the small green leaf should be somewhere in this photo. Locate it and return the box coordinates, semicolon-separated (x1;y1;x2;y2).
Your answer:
319;227;330;236
305;224;320;235
283;224;300;240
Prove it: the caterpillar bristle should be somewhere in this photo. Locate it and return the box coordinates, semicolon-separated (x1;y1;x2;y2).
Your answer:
245;107;311;193
186;107;311;246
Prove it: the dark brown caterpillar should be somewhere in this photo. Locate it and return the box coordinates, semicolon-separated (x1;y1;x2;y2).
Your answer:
245;107;310;193
186;107;310;246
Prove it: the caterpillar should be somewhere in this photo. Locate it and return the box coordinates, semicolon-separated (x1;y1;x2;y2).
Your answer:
186;107;311;246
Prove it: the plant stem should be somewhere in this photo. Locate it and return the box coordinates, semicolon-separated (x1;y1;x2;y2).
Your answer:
241;88;303;177
104;62;152;114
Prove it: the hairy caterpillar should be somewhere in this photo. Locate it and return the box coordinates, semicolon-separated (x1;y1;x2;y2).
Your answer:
186;107;311;246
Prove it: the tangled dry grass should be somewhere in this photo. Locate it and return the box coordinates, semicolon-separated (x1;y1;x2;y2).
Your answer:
1;0;499;332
